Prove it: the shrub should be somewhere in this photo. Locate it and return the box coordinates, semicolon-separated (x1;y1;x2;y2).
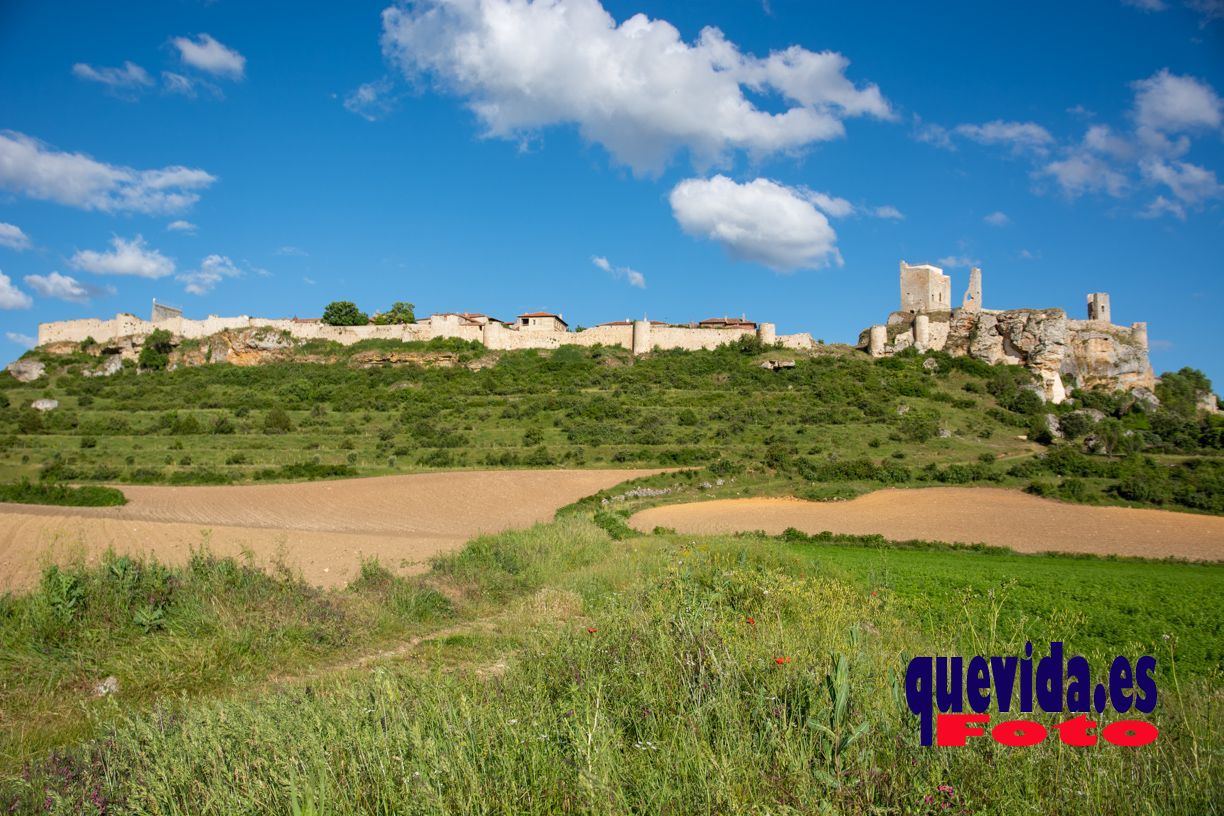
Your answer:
372;301;416;325
262;408;294;434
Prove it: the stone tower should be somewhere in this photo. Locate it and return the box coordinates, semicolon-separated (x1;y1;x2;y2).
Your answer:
1087;292;1111;324
962;267;982;313
899;261;952;313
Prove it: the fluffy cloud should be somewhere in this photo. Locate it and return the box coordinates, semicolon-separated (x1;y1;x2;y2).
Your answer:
345;78;398;121
954;120;1054;154
172;34;246;80
167;220;197;233
1139;157;1222;204
873;205;905;220
71;236;175;279
1132;69;1222;141
1038;153;1129;198
983;211;1010;226
0;222;31;251
24;271;113;303
178;254;241;295
669;175;840;271
0;272;33;309
381;0;891;174
0;131;215;214
1138;195;1186;220
591;255;646;288
72;61;153;95
936;255;980;269
5;332;36;348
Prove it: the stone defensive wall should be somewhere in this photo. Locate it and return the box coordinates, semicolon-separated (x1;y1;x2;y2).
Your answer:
36;313;813;356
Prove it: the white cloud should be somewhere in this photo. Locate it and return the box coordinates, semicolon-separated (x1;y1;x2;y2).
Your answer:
936;255;979;269
1038;153;1129;198
1133;70;1223;141
5;331;36;348
873;205;905;220
954;120;1054;153
1139;157;1222;204
0;272;33;309
1122;0;1167;10
167;220;197;233
983;211;1010;226
0;131;215;214
591;255;645;288
804;191;855;218
162;71;197;96
71;235;175;279
345;78;398;121
1138;195;1187;220
172;34;246;80
72;61;153;95
381;0;891;174
275;245;308;257
669;175;840;271
0;222;31;251
24;271;113;303
178;254;241;295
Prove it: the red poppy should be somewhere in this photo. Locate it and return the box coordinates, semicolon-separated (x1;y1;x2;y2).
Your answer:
774;656;791;665
871;590;879;597
746;616;756;625
586;627;597;635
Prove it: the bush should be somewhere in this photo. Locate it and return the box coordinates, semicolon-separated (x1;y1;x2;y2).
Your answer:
262;408;294;434
372;301;416;325
0;479;126;507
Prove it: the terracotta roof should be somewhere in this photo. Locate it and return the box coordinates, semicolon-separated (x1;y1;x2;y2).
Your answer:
596;320;668;327
698;317;756;328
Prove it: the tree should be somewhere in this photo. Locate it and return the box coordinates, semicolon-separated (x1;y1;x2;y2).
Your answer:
1156;367;1213;417
373;301;416;325
321;301;369;326
138;328;174;371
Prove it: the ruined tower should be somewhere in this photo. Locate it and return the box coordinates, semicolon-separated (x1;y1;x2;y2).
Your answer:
1087;292;1111;324
899;261;952;313
962;267;982;313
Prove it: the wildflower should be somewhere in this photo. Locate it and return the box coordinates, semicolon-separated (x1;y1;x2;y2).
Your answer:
587;627;597;635
871;590;878;597
774;656;791;665
746;616;756;625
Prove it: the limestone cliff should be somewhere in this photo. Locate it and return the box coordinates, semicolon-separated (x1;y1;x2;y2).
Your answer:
859;308;1154;403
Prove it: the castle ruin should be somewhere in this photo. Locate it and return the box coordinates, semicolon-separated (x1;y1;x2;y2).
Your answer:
861;261;1154;403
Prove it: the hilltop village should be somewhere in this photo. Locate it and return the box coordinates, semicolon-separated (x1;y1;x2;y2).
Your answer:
32;260;1154;402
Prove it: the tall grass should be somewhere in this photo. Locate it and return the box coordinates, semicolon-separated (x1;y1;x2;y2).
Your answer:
2;519;1219;814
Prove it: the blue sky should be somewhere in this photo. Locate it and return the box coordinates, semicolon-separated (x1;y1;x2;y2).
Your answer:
1;0;1221;381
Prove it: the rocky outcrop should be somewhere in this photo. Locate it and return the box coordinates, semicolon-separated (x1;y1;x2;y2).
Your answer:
31;398;58;411
861;307;1154;403
83;355;123;377
6;359;45;382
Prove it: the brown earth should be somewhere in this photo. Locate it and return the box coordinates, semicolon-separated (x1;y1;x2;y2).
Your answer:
0;469;661;592
630;487;1224;561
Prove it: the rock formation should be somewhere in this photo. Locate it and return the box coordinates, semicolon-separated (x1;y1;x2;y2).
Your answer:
860;262;1155;403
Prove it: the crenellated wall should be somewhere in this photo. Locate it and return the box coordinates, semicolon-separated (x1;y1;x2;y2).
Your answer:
37;312;811;357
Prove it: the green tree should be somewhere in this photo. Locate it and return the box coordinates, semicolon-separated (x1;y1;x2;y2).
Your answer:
1156;367;1213;417
138;328;174;371
373;302;416;325
321;301;369;326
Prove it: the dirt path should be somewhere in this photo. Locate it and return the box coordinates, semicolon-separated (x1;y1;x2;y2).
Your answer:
630;487;1224;561
0;469;660;592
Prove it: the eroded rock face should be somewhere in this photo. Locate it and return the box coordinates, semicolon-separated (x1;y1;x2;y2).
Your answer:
31;398;58;411
83;355;123;377
864;306;1152;403
6;359;45;382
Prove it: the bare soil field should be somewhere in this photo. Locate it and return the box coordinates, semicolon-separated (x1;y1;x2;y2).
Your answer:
0;469;661;592
631;487;1224;561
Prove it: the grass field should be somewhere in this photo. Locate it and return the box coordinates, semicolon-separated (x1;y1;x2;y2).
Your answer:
0;512;1219;814
2;339;1222;515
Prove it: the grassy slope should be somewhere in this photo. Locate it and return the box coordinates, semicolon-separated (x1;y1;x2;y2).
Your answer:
1;516;1220;814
